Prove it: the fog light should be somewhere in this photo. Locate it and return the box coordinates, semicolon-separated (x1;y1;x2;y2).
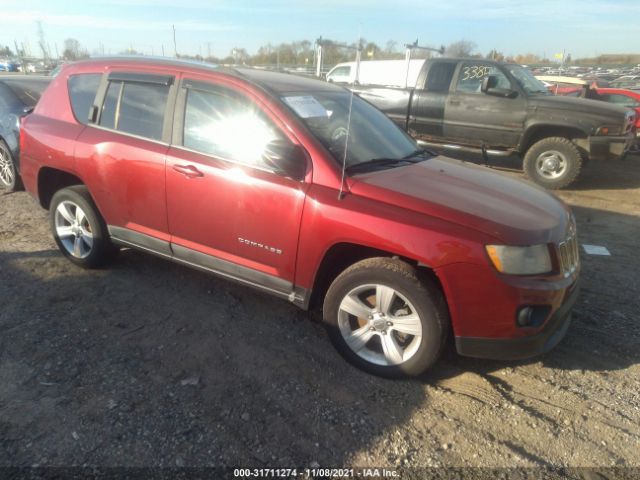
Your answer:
516;306;552;328
517;307;533;327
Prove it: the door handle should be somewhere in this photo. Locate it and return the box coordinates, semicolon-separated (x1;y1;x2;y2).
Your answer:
448;100;461;106
173;164;203;178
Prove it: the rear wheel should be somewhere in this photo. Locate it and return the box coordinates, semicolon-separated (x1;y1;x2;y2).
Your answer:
0;140;22;192
323;258;449;378
49;186;117;268
523;137;582;189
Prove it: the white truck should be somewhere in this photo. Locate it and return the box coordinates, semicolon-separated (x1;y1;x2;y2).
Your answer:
326;59;426;88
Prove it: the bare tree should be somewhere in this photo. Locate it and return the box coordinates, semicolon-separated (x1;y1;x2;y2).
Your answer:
62;38;88;61
445;40;476;58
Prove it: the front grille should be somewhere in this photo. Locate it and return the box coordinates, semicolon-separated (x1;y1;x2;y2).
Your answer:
558;231;579;277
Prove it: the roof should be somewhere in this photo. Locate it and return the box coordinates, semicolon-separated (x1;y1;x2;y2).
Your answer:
68;56;342;95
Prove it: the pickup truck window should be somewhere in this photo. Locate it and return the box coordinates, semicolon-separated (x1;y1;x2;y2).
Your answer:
456;63;511;93
426;62;456;92
68;74;101;124
183;86;285;169
281;91;418;169
99;80;169;141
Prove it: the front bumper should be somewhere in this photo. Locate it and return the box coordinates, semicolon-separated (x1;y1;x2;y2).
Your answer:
455;280;579;360
588;131;635;161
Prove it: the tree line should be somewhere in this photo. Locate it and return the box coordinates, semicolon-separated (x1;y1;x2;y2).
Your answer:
2;38;638;67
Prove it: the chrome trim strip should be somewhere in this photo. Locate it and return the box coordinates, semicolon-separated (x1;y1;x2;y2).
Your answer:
107;225;310;307
108;226;172;256
417;140;511;157
171;244;293;298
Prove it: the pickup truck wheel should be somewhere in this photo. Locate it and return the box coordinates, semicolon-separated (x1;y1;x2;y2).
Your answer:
0;139;22;192
523;137;582;189
323;258;449;378
50;186;117;268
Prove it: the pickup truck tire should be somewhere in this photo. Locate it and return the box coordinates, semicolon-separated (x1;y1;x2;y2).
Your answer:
523;137;582;189
0;139;23;192
323;257;449;378
49;186;117;269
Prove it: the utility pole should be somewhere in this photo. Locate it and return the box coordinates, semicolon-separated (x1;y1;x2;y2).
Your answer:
37;21;49;62
162;44;165;57
207;42;211;59
172;25;177;57
315;37;323;77
403;40;445;88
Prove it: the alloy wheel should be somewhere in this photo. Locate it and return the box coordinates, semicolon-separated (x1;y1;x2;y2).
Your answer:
54;201;94;259
337;284;423;366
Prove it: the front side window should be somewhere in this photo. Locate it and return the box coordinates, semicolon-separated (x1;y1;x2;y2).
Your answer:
98;80;169;141
68;74;101;124
456;63;511;93
183;85;286;170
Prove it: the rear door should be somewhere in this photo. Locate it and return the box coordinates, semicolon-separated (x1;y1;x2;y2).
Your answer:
443;61;526;148
74;71;177;252
407;61;457;140
165;75;309;296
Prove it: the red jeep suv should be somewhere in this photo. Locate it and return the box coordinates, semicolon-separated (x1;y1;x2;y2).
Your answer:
19;58;580;377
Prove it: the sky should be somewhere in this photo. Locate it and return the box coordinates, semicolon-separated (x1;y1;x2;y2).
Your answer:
1;0;639;60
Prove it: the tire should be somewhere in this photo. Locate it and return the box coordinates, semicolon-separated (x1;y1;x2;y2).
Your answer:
49;186;117;268
523;137;582;189
323;257;449;378
0;139;23;192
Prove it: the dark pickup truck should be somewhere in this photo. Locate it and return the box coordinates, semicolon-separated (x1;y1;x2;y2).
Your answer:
352;58;637;189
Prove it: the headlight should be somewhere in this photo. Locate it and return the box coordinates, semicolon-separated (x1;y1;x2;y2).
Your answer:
485;244;552;275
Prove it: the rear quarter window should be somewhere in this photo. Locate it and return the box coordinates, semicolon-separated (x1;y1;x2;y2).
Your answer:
68;74;102;124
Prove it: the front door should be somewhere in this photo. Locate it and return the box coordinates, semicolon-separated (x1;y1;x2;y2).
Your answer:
443;62;526;148
165;77;309;296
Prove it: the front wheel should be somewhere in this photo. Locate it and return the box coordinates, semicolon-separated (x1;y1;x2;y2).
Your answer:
49;186;117;268
323;258;449;378
523;137;583;189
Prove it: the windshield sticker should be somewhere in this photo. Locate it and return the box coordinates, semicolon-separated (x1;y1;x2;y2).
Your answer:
283;96;328;118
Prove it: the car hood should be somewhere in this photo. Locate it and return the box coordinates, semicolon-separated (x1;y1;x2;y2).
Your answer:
529;94;628;121
349;156;572;245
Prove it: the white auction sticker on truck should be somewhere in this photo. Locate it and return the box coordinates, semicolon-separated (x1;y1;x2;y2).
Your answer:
283;96;328;118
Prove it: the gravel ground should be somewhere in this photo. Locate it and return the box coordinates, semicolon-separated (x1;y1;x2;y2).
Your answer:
0;153;639;476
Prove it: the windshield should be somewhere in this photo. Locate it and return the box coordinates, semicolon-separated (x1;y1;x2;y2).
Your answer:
281;91;421;170
505;65;549;95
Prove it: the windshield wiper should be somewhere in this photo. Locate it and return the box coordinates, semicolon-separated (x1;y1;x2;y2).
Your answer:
345;157;421;173
402;148;432;159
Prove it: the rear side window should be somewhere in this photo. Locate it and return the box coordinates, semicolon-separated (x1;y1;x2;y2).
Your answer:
68;74;101;124
99;80;169;141
425;62;456;92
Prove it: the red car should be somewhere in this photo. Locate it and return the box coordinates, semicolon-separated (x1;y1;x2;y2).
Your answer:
595;88;640;152
19;58;580;377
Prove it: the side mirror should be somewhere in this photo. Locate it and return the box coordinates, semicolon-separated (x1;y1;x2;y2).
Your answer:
481;75;518;98
263;140;308;181
481;75;498;93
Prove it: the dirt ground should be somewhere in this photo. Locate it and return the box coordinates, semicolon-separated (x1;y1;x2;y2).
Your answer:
1;153;639;476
